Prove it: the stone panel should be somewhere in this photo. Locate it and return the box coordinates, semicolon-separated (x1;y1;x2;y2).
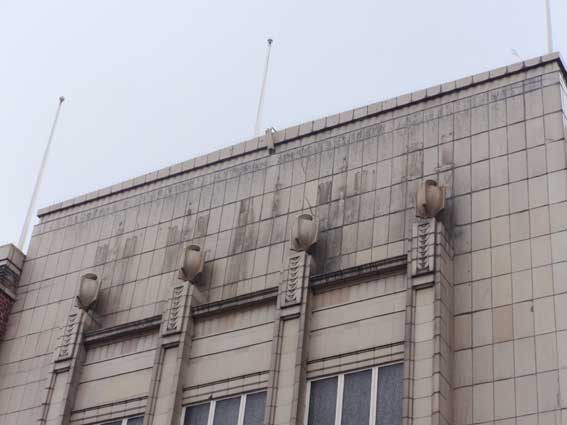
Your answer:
1;54;566;425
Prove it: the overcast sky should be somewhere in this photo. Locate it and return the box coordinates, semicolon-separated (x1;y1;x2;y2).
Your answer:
1;0;566;250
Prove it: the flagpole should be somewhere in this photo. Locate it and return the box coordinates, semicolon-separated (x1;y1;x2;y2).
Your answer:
18;96;65;250
254;38;273;137
545;0;553;53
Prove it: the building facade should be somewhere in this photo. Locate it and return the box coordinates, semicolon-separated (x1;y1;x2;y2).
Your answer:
1;52;566;425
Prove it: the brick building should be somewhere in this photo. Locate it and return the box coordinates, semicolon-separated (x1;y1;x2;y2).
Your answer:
1;52;566;425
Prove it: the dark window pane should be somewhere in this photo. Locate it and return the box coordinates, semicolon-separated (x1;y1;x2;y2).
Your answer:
243;392;266;425
102;422;121;425
308;376;338;425
213;397;240;425
341;369;372;425
185;403;210;425
127;418;144;425
376;364;403;425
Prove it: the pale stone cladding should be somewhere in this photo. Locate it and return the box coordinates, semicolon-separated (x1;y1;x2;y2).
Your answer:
0;245;25;340
0;52;566;425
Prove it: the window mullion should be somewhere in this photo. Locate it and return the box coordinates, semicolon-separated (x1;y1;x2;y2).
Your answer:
237;394;246;425
370;367;378;425
207;400;216;425
335;374;344;425
304;381;311;425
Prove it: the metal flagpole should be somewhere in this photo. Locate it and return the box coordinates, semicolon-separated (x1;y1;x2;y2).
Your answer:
545;0;553;53
18;96;65;250
254;38;274;137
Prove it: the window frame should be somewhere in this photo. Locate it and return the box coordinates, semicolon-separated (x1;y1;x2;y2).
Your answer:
304;363;403;425
181;390;266;425
100;416;143;425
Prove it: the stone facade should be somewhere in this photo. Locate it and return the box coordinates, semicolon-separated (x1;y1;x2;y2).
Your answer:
0;52;566;425
0;245;24;339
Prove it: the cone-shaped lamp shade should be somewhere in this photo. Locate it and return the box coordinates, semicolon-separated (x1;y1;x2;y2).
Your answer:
77;273;100;311
179;245;204;283
292;214;319;252
416;180;445;218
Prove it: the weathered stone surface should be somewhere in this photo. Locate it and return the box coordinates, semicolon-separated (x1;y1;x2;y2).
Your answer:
2;53;567;425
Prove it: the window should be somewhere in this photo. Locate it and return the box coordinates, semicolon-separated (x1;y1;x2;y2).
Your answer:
306;363;403;425
101;417;143;425
183;391;266;425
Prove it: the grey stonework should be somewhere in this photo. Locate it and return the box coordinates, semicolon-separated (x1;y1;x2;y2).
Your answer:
0;244;24;339
1;52;567;425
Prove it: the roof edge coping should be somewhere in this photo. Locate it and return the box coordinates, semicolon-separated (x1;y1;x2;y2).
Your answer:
37;51;565;218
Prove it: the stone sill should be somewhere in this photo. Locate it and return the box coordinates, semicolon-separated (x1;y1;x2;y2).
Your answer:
310;254;407;290
84;314;162;345
192;286;278;318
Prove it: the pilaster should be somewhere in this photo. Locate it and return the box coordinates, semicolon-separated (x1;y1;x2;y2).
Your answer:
144;279;203;425
39;307;95;425
405;218;454;425
265;248;312;425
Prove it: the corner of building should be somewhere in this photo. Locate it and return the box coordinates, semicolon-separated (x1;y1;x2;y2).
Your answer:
0;244;25;339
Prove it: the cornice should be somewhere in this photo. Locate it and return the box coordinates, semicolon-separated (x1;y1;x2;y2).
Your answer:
37;52;565;219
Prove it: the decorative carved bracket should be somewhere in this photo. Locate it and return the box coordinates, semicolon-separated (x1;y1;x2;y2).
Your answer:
55;309;83;362
162;283;189;336
411;218;436;277
281;251;307;308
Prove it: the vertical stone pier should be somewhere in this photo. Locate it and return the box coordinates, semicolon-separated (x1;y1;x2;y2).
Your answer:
0;244;25;339
406;215;454;425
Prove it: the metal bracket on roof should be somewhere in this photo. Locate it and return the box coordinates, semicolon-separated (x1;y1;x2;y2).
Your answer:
265;127;276;154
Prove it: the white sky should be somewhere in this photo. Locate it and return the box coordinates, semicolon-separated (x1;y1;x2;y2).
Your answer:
1;0;566;249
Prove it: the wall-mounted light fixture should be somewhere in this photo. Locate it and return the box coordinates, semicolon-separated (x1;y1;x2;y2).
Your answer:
76;273;100;312
179;245;204;283
416;180;445;218
291;214;319;253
